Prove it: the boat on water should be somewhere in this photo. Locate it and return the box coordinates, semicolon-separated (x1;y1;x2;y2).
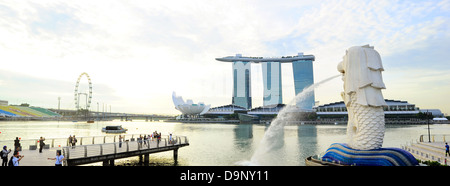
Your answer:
102;125;128;133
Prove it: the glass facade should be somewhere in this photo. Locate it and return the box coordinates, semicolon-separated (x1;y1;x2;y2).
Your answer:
262;62;282;106
219;52;315;110
292;60;315;110
232;61;252;109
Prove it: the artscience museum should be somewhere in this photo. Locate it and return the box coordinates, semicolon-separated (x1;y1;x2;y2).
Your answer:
172;92;210;117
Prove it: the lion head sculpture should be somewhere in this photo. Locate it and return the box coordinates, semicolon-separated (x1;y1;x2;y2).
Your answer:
337;44;387;107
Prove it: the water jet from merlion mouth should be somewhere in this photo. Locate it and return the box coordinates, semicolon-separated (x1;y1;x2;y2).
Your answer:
236;74;340;166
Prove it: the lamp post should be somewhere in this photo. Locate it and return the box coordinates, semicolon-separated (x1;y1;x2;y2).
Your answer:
97;102;99;121
427;110;432;143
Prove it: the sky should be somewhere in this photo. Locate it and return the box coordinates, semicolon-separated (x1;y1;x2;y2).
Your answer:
0;0;449;115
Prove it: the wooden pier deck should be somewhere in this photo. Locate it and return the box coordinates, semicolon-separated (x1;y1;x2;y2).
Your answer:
0;134;189;166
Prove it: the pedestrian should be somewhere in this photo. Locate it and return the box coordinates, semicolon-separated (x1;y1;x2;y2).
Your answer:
445;142;449;157
143;135;148;147
39;136;45;153
119;135;123;148
157;132;161;145
48;150;65;166
68;135;73;147
1;146;11;166
72;135;77;148
10;151;23;166
138;135;143;148
13;146;20;156
14;137;21;151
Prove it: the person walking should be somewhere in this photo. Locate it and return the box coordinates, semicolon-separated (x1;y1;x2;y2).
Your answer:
1;146;11;166
445;142;449;157
39;137;45;153
48;150;65;166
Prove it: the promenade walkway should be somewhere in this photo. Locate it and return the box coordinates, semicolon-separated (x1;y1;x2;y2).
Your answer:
0;134;189;166
402;134;449;165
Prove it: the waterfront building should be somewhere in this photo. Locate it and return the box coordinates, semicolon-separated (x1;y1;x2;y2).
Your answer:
204;104;247;115
216;52;315;110
247;104;285;115
262;62;282;106
292;54;315;110
0;100;8;106
202;98;446;124
231;56;252;109
172;92;210;117
314;99;444;118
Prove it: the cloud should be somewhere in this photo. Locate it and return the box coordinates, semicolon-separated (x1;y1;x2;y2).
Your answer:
0;69;122;111
383;68;450;115
0;0;448;114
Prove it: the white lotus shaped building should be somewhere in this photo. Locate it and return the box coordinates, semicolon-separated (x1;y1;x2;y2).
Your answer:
172;92;210;115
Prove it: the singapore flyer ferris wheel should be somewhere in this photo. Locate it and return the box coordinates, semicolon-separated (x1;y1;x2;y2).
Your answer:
74;72;92;110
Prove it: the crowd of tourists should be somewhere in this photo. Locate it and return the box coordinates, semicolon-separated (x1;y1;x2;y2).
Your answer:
0;136;64;166
1;131;176;166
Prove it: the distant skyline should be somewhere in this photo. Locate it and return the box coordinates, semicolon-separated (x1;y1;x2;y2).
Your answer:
0;0;449;115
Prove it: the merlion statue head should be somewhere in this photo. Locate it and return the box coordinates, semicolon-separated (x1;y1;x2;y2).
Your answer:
337;44;387;107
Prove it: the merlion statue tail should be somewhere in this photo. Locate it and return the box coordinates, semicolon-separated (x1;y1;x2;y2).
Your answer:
348;101;385;150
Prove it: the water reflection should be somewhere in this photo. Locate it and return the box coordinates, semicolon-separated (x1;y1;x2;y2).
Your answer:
233;124;253;152
1;121;450;166
297;125;319;158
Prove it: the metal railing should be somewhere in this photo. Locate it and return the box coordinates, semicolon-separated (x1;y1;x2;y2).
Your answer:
0;134;189;152
402;144;448;165
419;134;449;142
62;134;189;159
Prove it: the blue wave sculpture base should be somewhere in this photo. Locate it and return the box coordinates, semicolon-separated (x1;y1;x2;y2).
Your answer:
322;143;419;166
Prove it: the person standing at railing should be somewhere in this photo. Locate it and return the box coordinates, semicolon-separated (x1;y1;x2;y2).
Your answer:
143;135;148;147
39;137;45;153
1;146;11;166
138;135;143;149
445;143;449;157
14;137;21;151
157;132;161;145
72;135;77;148
68;135;73;147
119;135;123;148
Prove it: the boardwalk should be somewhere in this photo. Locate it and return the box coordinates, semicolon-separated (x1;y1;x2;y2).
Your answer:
0;134;189;166
402;134;449;165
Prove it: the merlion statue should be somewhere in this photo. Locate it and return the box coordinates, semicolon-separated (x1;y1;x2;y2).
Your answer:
337;44;387;150
307;45;419;166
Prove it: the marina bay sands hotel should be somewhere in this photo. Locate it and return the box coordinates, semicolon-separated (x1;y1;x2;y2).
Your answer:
216;52;315;110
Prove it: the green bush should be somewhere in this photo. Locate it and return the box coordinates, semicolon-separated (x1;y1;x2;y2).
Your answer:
417;159;448;166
